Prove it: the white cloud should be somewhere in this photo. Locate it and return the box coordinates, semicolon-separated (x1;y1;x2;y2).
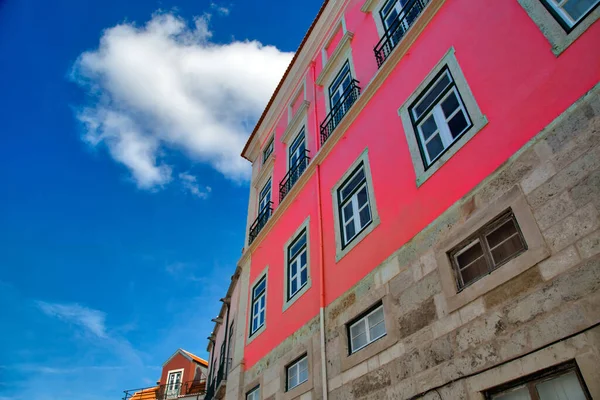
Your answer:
37;301;108;338
210;2;230;15
179;171;211;198
71;12;293;190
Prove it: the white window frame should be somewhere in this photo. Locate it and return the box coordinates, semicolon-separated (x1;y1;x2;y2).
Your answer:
338;163;373;247
287;129;306;171
246;386;260;400
286;355;309;391
166;368;184;398
348;304;387;354
411;69;473;167
541;0;600;29
250;275;267;337
328;61;354;110
283;217;312;312
331;149;380;262
258;179;272;215
287;230;308;300
398;47;487;187
262;137;274;164
517;0;600;55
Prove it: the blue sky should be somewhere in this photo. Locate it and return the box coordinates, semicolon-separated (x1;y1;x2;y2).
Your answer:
0;0;321;398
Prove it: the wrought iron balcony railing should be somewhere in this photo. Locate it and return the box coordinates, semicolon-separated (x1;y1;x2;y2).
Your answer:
320;80;361;145
122;379;206;400
248;202;273;245
279;151;310;203
374;0;430;67
204;358;231;400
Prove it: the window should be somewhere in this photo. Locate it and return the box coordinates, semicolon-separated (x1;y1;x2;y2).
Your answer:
250;276;266;335
380;0;428;41
328;61;353;109
409;67;472;168
246;386;260;400
486;362;591;399
337;163;373;247
540;0;600;30
348;303;386;354
166;370;183;397
289;129;306;169
449;210;527;290
398;48;487;186
287;229;308;299
258;179;272;215
286;355;309;391
262;137;274;164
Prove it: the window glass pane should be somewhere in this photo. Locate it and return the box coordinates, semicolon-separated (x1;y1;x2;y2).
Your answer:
414;72;451;119
345;222;356;243
290;260;297;277
425;134;445;161
359;206;372;228
441;91;460;117
288;371;298;389
491;386;531;400
369;320;386;341
486;219;519;248
352;331;368;351
455;241;484;269
460;257;489;287
447;111;469;139
367;307;384;326
535;371;587;400
300;251;307;268
291;279;298;295
563;0;599;22
300;268;308;286
343;203;354;222
490;234;525;266
357;186;368;207
254;279;266;297
340;167;365;201
290;233;307;259
420;115;438;140
350;320;366;338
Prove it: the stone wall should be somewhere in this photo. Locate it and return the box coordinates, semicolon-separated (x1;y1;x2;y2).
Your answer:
235;84;600;400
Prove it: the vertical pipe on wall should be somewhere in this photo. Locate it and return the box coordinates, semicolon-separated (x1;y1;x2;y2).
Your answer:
312;61;329;400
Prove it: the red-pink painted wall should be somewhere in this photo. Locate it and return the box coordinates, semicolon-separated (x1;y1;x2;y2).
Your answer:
160;353;198;385
243;0;600;368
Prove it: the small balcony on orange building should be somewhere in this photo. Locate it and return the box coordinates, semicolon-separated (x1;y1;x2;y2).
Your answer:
122;379;206;400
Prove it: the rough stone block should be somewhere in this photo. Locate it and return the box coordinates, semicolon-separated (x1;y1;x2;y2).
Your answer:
569;169;600;209
421;250;438;277
459;298;486;325
397;298;437;339
397;272;441;312
542;203;600;253
431;311;461;339
456;311;505;353
342;361;368;384
388;267;413;299
328;375;341;391
351;367;391;398
434;293;449;319
375;256;401;288
484;267;543;309
367;355;380;372
533;190;577;230
538;245;581;280
299;391;312;400
521;161;557;194
576;229;600;259
527;304;589;350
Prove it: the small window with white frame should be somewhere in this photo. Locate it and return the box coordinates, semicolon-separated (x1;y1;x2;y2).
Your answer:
262;137;274;164
258;179;272;216
485;361;591;399
398;48;487;186
337;162;373;248
288;129;306;170
166;369;183;398
328;61;354;109
409;67;472;168
379;0;430;41
287;229;308;300
286;354;309;391
250;276;266;336
246;386;260;400
540;0;600;30
347;303;386;354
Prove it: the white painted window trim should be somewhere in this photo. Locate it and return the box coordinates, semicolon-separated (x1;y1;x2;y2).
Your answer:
316;18;356;90
262;136;274;165
517;0;600;55
339;165;373;247
348;304;386;354
286;355;309;391
287;78;308;123
281;101;310;145
166;368;185;398
247;266;268;344
283;217;311;312
331;148;381;263
398;47;488;187
246;386;260;400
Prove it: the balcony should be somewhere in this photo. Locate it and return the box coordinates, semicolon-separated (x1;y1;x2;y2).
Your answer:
320;80;361;145
204;358;231;400
279;151;310;203
122;380;206;400
248;202;273;245
374;0;431;67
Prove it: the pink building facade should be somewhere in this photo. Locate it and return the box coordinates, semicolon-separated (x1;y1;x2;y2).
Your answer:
206;0;600;399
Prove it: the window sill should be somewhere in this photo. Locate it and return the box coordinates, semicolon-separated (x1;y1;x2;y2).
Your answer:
282;278;312;313
336;216;381;263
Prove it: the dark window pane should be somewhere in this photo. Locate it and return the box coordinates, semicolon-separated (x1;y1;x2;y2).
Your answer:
357;186;368;207
340;168;365;201
345;222;356;242
420;115;438;140
425;134;445;161
414;73;451;118
290;260;297;276
455;241;484;269
563;0;598;21
448;111;469;139
460;257;489;287
491;235;525;266
343;203;354;221
300;251;307;266
486;219;518;248
441;91;460;117
290;233;307;258
300;268;308;284
359;206;371;228
291;279;298;295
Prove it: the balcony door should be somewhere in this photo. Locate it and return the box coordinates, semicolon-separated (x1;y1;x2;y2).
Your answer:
288;129;306;171
166;369;183;398
380;0;423;44
258;179;272;215
329;62;353;110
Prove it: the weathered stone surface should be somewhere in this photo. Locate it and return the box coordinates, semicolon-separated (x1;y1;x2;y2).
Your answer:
576;229;600;259
533;190;577;230
351;367;391;398
538;245;581;280
456;311;506;353
397;298;436;339
569;168;600;209
388;267;414;298
328;292;356;322
396;271;441;312
542;203;600;252
527;304;589;349
484;266;543;309
521;161;557;194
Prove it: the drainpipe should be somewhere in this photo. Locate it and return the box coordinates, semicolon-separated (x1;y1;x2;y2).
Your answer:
312;61;329;400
